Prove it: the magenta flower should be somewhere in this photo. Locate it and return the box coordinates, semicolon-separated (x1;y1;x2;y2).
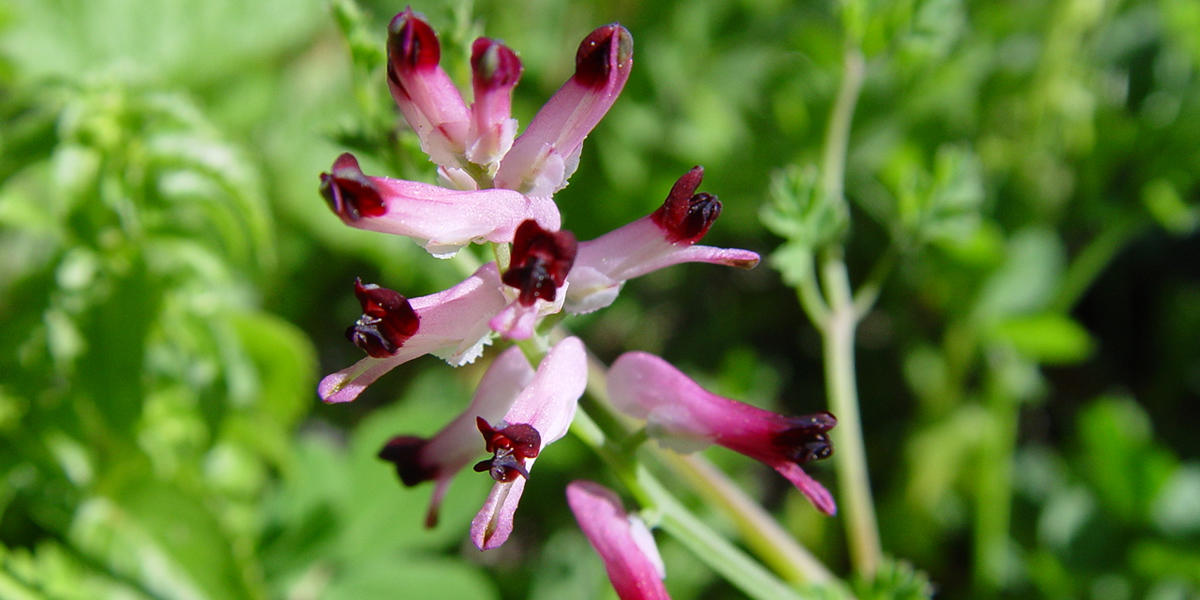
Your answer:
470;336;587;550
606;351;838;515
319;153;560;258
566;166;761;314
377;346;535;527
567;481;671;600
318;263;507;404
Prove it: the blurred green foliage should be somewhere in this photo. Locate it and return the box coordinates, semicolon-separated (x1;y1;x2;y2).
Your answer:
1;0;1197;598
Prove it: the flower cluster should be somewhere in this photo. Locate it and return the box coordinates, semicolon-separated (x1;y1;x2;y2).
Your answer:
319;9;836;597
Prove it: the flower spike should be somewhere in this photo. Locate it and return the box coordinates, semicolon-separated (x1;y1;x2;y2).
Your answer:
471;337;587;550
565;167;760;314
567;481;671;600
377;346;535;527
320;153;561;258
494;24;633;197
386;9;471;169
606;351;837;515
319;264;508;404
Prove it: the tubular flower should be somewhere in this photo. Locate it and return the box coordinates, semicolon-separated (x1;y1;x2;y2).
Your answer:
567;481;671;600
319;153;560;258
494;23;634;197
565;166;761;314
471;337;587;550
385;8;471;171
606;351;838;515
377;346;535;527
318;263;507;404
468;37;522;170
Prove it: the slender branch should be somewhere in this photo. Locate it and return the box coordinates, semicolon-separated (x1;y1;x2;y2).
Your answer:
795;251;831;331
852;245;897;318
658;451;839;586
813;46;882;578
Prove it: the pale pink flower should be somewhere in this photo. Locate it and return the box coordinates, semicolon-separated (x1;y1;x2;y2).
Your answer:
470;337;587;549
319;153;560;258
377;346;535;527
318;264;507;404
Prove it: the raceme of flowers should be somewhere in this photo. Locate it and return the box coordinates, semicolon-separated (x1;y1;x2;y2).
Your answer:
318;9;836;598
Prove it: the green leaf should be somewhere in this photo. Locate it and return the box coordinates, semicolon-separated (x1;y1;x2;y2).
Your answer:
988;313;1094;365
70;482;265;600
761;164;848;251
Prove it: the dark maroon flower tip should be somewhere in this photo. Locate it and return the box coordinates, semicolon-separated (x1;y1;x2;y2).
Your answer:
471;38;522;90
388;8;440;71
773;411;837;464
651;166;723;245
345;278;420;357
501;220;578;307
378;435;437;486
319;153;387;221
474;417;542;482
573;23;633;88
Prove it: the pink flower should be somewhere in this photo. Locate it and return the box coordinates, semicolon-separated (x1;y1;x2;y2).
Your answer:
377;346;535;527
567;481;671;600
318;264;507;404
606;351;838;515
319;153;560;258
470;337;587;549
565;167;761;314
493;23;634;197
385;9;471;171
468;37;523;169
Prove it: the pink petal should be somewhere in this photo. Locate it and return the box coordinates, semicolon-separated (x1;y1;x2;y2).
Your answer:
321;153;561;258
567;481;671;600
566;217;759;313
606;352;836;514
468;38;522;168
386;9;471;168
494;24;633;196
471;337;588;549
318;264;508;404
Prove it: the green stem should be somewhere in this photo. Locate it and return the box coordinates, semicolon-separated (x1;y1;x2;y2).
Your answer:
658;451;838;586
1051;217;1145;313
822;297;881;578
813;46;882;578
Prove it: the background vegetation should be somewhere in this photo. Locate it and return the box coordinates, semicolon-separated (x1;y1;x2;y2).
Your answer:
1;0;1197;598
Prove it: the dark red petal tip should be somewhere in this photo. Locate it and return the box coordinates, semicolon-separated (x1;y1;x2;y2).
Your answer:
346;278;420;357
501;220;578;307
651;166;723;244
474;418;542;482
773;411;837;464
573;23;633;88
378;436;437;486
471;38;522;90
319;153;386;221
388;9;441;70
